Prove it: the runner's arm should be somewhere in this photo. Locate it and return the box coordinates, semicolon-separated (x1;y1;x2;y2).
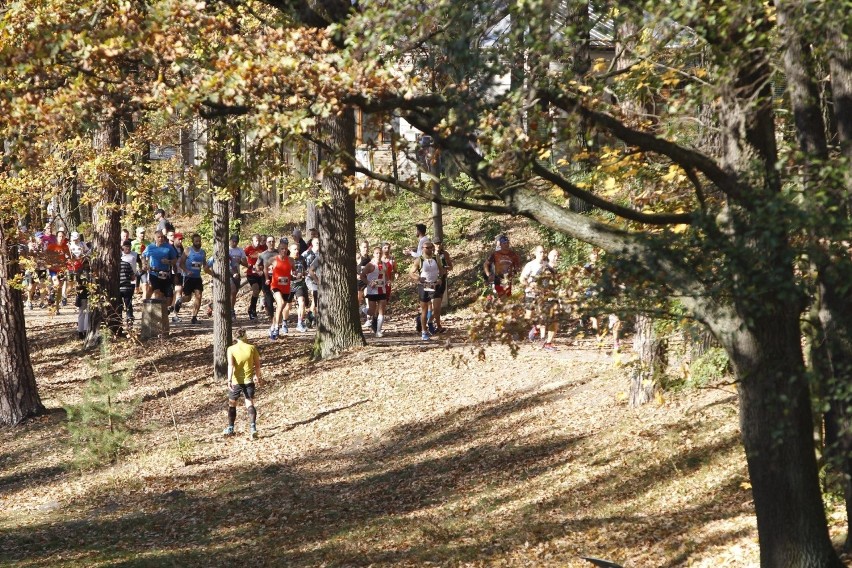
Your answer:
253;350;263;387
227;351;236;389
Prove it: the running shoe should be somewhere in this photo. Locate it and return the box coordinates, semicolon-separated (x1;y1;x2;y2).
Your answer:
543;343;557;352
61;297;67;307
414;315;422;333
222;425;235;436
427;320;437;335
280;323;289;335
269;327;278;340
171;315;181;324
421;332;431;341
248;312;257;321
375;331;384;338
307;312;315;327
249;425;258;440
296;323;307;333
191;316;198;324
26;301;32;310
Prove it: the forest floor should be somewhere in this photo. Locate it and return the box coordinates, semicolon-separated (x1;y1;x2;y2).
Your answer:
3;202;851;567
5;299;849;567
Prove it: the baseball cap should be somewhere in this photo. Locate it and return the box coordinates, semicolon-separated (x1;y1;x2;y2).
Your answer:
174;232;183;239
497;234;509;243
279;237;289;246
70;231;80;240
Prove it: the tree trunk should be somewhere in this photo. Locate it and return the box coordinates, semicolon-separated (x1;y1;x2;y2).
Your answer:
313;110;365;359
57;167;81;234
629;314;666;406
0;221;42;425
86;116;123;348
211;197;231;382
430;153;443;243
720;309;843;567
209;118;233;382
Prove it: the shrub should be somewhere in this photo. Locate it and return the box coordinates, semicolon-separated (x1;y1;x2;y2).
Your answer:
65;334;139;469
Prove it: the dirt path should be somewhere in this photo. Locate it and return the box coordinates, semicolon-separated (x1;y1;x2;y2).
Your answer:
0;303;814;567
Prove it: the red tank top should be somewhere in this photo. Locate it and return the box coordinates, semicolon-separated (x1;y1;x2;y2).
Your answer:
270;256;293;294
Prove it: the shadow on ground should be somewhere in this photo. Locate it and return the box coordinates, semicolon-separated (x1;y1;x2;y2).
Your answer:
0;384;749;567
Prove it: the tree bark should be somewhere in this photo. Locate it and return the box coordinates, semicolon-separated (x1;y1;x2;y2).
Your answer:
209;118;233;382
629;314;666;407
313;110;365;359
211;197;231;382
723;310;842;567
0;221;42;425
86;116;123;348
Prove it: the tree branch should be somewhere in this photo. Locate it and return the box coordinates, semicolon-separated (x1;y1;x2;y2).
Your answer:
351;165;513;214
539;89;747;204
531;161;694;225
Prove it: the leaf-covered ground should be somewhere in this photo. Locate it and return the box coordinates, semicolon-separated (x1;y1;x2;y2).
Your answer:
1;301;798;568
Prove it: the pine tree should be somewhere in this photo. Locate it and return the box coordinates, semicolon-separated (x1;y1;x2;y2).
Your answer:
65;333;138;468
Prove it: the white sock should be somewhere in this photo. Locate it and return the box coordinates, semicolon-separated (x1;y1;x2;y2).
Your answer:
377;315;384;333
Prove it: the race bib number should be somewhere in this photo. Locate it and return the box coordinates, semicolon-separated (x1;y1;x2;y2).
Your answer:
424;281;437;292
277;276;289;286
157;271;169;279
191;261;201;269
375;278;385;288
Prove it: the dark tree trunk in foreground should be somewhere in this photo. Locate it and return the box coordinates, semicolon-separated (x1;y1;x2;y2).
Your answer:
0;221;42;424
723;309;842;567
86;116;123;348
314;110;365;359
211;197;231;382
209;118;233;382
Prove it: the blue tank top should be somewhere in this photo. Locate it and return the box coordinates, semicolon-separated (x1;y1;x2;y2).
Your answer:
185;247;206;278
144;244;176;273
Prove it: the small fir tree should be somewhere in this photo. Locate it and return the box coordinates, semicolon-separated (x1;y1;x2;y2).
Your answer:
65;333;138;468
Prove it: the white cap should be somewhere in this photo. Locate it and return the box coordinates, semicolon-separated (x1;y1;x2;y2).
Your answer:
70;231;80;240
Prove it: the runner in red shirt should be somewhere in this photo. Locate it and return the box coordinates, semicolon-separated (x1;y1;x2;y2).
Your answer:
45;229;70;310
483;234;521;298
244;233;267;321
267;241;293;340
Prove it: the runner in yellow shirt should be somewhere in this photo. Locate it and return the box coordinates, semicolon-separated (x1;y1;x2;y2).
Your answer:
223;328;263;439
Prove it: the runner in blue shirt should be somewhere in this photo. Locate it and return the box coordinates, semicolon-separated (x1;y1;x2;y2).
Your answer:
177;233;210;324
142;230;178;303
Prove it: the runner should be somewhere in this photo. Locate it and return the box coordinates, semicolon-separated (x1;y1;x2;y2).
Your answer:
267;239;293;340
244;234;266;320
154;208;171;234
66;230;90;307
293;228;308;255
75;259;92;339
410;240;445;341
131;227;149;297
520;245;547;342
361;246;391;337
288;242;310;332
142;230;178;304
256;236;280;320
432;238;453;332
228;235;248;319
169;231;185;322
541;249;561;352
403;223;429;258
483;234;521;298
304;237;320;327
177;233;209;324
223;328;263;440
119;239;139;325
380;241;397;309
45;228;69;311
356;239;371;318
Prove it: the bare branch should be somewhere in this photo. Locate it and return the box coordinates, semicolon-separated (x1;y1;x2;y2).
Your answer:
531;161;694;225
